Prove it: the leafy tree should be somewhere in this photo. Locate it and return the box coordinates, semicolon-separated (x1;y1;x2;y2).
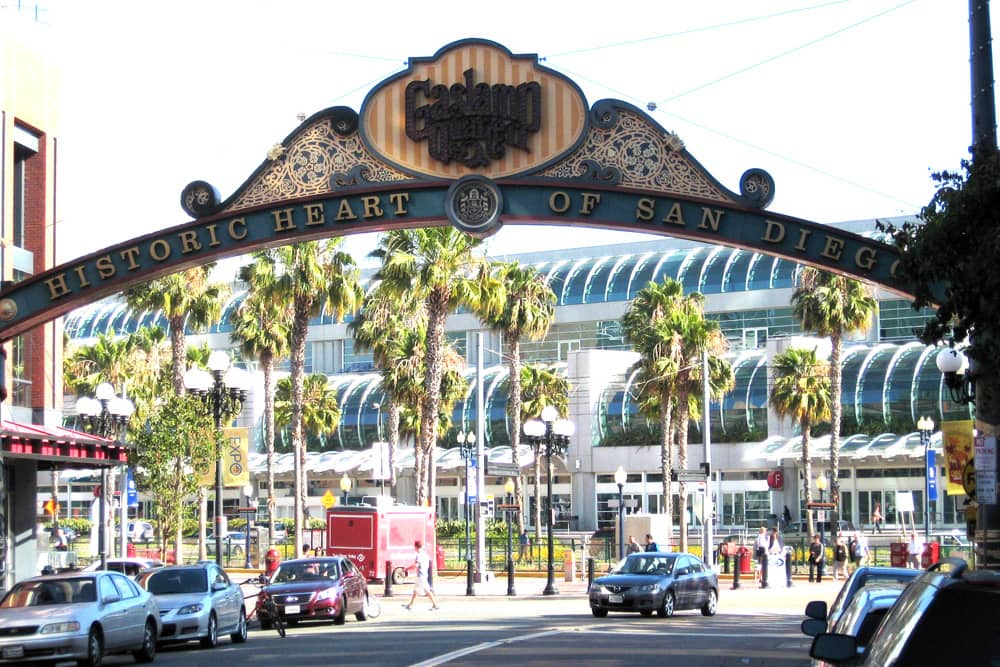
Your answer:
255;240;362;546
791;267;876;523
132;395;216;558
479;261;556;531
769;346;832;538
275;374;341;449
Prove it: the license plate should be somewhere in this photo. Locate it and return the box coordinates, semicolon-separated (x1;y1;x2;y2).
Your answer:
608;594;623;604
284;604;300;615
2;646;24;659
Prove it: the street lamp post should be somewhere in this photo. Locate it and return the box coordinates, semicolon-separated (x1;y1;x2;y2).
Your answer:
816;473;828;549
523;405;574;596
243;484;254;569
614;465;627;560
918;416;936;541
340;473;352;507
457;431;476;596
183;350;249;566
504;477;516;596
76;382;134;571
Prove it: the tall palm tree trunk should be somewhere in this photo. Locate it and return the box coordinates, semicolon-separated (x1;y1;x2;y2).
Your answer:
168;317;186;396
419;292;448;506
290;306;310;548
507;338;526;532
676;399;690;553
532;447;542;555
388;400;400;487
660;397;674;549
802;421;815;538
829;334;843;526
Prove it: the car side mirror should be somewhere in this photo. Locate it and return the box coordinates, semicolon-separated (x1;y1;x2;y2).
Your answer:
258;573;269;585
102;593;121;604
805;600;828;620
801;618;827;637
212;581;227;592
810;633;857;663
676;567;689;576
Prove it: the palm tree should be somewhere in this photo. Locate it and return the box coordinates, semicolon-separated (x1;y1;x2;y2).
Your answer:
621;278;690;549
124;266;229;395
230;267;292;540
350;284;427;488
275;374;342;449
371;228;489;505
257;240;362;548
791;268;876;527
520;363;569;549
769;346;832;538
480;261;556;530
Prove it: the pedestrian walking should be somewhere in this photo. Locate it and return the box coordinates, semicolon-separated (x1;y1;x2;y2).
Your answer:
754;526;769;587
808;534;825;582
519;531;532;563
832;536;848;581
626;535;641;555
872;503;883;534
644;533;660;552
403;540;439;611
850;531;869;569
907;531;925;569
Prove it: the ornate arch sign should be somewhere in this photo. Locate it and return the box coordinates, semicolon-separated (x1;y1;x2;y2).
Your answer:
0;39;909;340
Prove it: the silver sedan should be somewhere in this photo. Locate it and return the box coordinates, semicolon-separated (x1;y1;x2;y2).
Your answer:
0;570;159;665
137;562;247;648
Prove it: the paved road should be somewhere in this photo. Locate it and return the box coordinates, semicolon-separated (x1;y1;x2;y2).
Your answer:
89;572;841;666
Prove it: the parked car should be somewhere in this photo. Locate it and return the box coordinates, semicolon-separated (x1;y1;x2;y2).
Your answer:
128;521;155;543
811;558;1000;666
802;565;919;635
257;556;374;628
256;521;288;544
588;552;718;618
83;557;165;578
206;532;253;559
802;582;908;665
137;562;248;648
0;570;159;664
932;530;971;548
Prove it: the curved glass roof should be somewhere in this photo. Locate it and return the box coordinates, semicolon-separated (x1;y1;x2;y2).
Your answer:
64;244;819;340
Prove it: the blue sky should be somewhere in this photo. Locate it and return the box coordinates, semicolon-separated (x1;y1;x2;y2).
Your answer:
46;0;984;265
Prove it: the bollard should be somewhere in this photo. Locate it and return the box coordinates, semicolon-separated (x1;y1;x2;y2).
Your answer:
786;548;793;587
732;556;741;589
587;557;595;589
466;558;475;596
722;544;730;574
761;555;768;589
384;560;393;598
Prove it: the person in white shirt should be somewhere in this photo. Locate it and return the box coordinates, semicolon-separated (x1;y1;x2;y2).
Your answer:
754;527;769;585
403;540;439;611
907;531;925;569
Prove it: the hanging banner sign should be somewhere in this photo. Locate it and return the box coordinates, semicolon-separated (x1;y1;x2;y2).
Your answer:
927;450;938;502
942;420;975;496
975;434;997;504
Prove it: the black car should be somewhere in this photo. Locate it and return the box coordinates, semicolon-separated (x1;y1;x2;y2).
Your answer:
802;565;919;636
588;552;718;618
811;559;1000;665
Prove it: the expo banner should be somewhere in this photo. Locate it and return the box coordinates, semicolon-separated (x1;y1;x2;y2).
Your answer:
197;427;250;487
941;420;975;496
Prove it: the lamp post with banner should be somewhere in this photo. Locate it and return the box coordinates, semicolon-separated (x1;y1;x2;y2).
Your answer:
614;466;627;560
458;431;476;596
918;416;936;541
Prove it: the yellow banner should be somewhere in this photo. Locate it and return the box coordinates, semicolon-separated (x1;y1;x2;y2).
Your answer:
196;427;250;488
942;419;975;496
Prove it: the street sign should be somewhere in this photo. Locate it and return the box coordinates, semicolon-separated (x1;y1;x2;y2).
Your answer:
322;489;336;509
963;460;977;499
671;469;708;483
497;503;519;511
486;461;519;477
805;502;837;509
928;450;938;501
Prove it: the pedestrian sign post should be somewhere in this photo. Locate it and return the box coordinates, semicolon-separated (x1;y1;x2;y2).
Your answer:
322;489;336;509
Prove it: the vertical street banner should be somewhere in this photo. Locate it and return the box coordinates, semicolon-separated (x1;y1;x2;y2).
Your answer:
942;420;975;496
371;441;390;480
222;427;249;487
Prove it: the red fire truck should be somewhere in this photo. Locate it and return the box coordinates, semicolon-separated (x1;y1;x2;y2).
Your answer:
325;504;436;582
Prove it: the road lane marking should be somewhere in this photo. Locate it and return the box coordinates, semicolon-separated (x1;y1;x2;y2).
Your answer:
410;629;563;666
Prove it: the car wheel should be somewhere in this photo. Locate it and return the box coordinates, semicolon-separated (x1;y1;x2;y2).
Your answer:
639;609;654;617
701;590;718;617
200;613;219;648
132;620;157;663
231;608;248;643
356;593;369;621
76;627;103;667
590;606;608;617
392;567;407;585
333;595;347;625
657;591;675;618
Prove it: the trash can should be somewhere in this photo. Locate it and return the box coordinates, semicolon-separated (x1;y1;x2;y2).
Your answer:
921;542;941;568
435;544;446;570
891;542;908;567
126;542;136;558
563;550;577;581
737;546;752;575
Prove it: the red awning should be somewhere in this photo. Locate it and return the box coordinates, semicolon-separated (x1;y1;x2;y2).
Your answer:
0;419;131;468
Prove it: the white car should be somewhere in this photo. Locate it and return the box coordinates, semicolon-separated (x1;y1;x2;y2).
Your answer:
128;521;155;543
83;557;165;578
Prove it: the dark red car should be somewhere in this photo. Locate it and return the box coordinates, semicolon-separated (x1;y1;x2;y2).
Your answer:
257;557;375;628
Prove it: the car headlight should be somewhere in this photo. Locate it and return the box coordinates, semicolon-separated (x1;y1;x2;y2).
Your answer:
315;588;337;602
177;603;204;615
590;584;608;594
40;621;80;634
636;583;660;593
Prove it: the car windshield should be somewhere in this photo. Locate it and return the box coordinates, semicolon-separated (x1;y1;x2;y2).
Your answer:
0;578;97;607
146;569;208;595
614;555;675;575
273;560;339;582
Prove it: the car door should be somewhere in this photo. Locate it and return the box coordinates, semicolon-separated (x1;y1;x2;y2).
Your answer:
673;557;697;609
686;558;709;607
96;574;129;651
342;559;363;612
110;573;147;648
210;565;238;630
